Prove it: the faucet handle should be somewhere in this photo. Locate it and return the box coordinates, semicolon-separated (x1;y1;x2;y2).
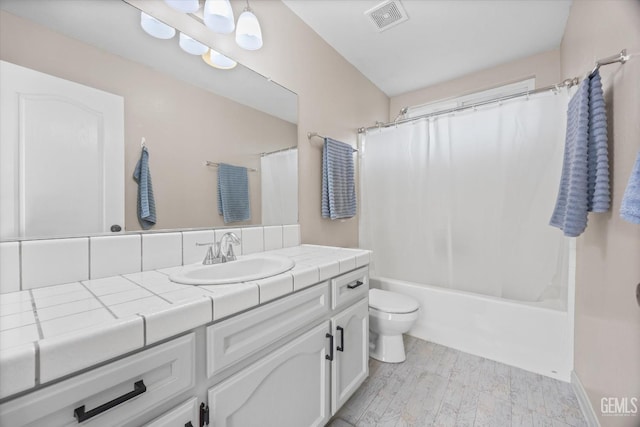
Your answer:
224;243;237;262
197;242;221;265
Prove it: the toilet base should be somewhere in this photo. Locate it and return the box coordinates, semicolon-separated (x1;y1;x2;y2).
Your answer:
369;334;406;363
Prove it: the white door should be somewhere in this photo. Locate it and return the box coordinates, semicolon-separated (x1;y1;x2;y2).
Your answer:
331;298;369;414
208;322;332;427
0;60;124;239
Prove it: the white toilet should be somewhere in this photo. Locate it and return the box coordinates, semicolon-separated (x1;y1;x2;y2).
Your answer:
368;288;420;363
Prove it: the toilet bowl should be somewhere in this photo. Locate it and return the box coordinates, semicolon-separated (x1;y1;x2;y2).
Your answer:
369;288;419;363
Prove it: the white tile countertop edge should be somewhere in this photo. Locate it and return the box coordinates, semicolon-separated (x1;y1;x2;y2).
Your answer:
0;245;370;400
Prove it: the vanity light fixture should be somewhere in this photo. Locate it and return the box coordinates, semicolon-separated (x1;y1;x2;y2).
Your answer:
235;1;262;51
140;12;176;39
203;0;235;34
164;0;200;13
202;48;238;70
179;32;209;55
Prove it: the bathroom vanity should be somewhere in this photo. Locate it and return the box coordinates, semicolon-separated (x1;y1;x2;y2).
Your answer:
0;244;370;427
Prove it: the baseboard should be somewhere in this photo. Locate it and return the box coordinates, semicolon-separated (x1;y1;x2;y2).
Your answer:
571;370;600;427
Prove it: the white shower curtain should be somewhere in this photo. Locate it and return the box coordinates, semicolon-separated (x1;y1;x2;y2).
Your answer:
360;92;570;302
261;148;298;225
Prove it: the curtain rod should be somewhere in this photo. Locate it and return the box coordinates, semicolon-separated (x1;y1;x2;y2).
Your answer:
307;132;358;152
205;161;257;172
260;146;297;157
358;49;630;134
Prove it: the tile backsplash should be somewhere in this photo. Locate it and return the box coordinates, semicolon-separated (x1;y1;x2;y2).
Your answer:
0;225;301;293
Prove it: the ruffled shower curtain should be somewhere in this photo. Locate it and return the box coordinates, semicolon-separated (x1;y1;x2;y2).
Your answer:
359;91;571;303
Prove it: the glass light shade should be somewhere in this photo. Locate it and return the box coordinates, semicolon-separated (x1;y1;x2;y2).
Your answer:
203;0;235;34
202;49;237;70
164;0;200;13
179;33;209;55
235;10;263;50
140;12;176;39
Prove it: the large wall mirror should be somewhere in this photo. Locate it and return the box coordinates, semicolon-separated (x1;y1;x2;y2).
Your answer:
0;0;298;241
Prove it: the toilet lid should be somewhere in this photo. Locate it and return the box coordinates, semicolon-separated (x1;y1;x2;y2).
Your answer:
369;289;420;314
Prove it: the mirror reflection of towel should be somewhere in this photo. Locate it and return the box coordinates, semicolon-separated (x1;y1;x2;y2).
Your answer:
133;146;156;229
217;163;250;223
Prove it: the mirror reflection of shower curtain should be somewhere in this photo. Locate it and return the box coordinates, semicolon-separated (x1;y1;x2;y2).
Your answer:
360;92;570;303
261;148;298;225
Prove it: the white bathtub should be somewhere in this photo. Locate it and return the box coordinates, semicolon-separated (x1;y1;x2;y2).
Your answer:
370;277;573;381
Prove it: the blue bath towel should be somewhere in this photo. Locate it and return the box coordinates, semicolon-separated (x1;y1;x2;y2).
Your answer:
322;138;356;220
587;71;610;212
550;70;611;237
133;146;156;230
550;78;590;237
620;149;640;224
217;163;250;223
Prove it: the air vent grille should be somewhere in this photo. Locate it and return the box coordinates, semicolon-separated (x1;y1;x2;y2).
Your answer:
364;0;409;32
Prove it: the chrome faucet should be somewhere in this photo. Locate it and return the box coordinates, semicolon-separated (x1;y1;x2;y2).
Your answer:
219;232;241;262
196;232;241;265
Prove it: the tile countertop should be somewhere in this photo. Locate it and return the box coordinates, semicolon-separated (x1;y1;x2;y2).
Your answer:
0;245;371;399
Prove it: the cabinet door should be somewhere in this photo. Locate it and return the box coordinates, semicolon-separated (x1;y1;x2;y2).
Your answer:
208;322;331;427
331;298;369;414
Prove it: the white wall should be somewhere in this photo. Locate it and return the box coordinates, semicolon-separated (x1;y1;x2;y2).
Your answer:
560;1;640;425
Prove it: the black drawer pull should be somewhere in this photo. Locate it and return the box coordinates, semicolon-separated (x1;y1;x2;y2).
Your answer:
347;280;364;289
326;333;334;361
74;380;146;423
337;326;345;352
186;423;194;427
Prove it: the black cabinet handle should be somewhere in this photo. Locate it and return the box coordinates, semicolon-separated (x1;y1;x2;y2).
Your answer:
74;380;146;423
186;423;194;427
347;280;364;289
337;326;345;352
326;333;334;361
200;403;209;427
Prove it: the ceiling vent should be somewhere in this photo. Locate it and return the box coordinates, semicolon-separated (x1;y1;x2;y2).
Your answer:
364;0;409;33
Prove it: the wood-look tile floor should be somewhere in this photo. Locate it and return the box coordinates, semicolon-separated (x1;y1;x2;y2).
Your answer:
329;336;587;427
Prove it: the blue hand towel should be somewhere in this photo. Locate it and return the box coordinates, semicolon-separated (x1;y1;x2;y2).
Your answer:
217;163;250;223
322;137;356;220
550;78;590;237
620;149;640;224
587;71;610;212
133;146;156;230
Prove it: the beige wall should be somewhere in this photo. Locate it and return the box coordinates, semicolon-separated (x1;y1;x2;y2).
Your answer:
0;10;297;232
130;0;390;248
560;1;640;425
390;49;561;119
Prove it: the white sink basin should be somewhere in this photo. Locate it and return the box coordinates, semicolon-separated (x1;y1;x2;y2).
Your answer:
169;255;295;285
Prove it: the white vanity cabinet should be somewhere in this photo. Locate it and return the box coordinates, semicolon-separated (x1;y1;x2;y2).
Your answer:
0;258;370;427
204;268;370;426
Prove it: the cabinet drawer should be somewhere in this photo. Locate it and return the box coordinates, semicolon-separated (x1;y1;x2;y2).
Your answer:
331;267;368;310
0;334;195;427
207;282;330;378
143;397;198;427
